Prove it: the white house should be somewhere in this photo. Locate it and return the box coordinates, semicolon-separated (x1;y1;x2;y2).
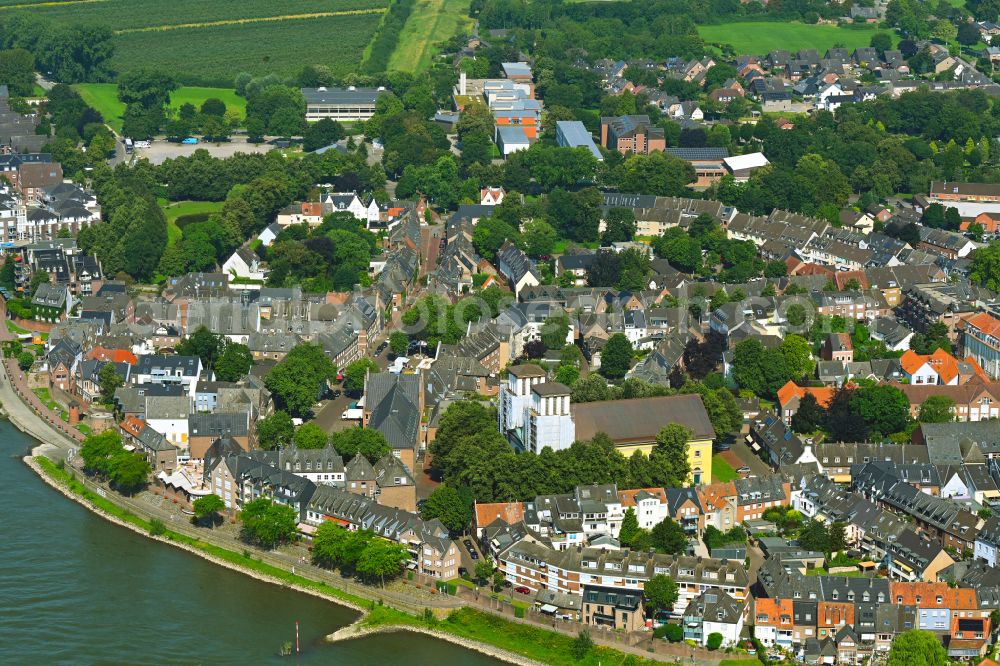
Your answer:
257;222;282;247
974;517;1000;567
133;355;202;398
144;395;191;453
683;590;747;648
322;191;381;227
222;247;267;282
480;186;505;206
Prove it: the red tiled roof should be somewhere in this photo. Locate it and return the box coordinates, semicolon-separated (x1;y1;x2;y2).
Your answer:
777;381;835;409
474;502;524;528
618;488;667;507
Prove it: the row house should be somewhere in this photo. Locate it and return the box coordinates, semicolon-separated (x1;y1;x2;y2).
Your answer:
898;381;1000;422
497;538;749;616
853;462;983;555
306;483;459;580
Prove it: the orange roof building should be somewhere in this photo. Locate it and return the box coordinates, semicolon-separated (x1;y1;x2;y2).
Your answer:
617;487;668;507
88;346;138;365
889;582;978;610
754;598;794;628
900;348;988;386
473;501;524;531
777;381;835;423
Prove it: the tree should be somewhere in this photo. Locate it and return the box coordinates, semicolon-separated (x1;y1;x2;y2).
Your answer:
791;393;824;434
786;303;808;327
601;333;633;379
330;427;391;463
706;633;724;651
662;624;684;642
356;538;410;586
572;631;594;661
256;411;294;450
602;207;637;244
619;507;641;547
80;430;123;477
389;331;409;356
886;630;948;666
343;358;378;397
851;385;911;438
650;516;688;554
472;216;519;260
587;250;621;287
828;521;848;553
214;342;252;381
239;497;298;549
910;321;952;354
97;362;124;405
16;351;33;371
521;219;556;258
193;494;225;526
797;519;830;552
870;32;893;55
265;343;336;417
176;326;223;369
643;574;679;612
421;485;472;534
474;558;495;584
653;424;693;489
311;522;352;569
303;118;345;152
540;313;570;350
0;48;36;96
780;334;814;380
108;449;151;494
971;241;1000;291
294;422;328;449
919;395;955;423
731;339;790;399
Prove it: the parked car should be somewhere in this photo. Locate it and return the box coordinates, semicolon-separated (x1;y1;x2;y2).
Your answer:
514;586;531;595
181;137;198;144
331;390;341;399
737;465;751;475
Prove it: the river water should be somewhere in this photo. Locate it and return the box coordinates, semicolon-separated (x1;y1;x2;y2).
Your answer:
0;422;499;665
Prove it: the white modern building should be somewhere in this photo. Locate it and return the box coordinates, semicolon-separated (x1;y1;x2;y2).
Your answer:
302;87;383;122
499;364;576;452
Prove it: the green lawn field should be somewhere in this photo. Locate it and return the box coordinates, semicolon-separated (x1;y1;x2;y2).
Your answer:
388;0;472;72
162;200;226;248
699;21;895;55
73;84;246;132
712;454;738;483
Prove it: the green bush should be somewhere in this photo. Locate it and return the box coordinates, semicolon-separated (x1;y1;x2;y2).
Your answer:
149;518;167;536
663;623;684;642
706;632;724;651
514;606;525;618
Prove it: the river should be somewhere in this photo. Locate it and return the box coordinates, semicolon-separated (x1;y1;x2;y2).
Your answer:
0;422;500;665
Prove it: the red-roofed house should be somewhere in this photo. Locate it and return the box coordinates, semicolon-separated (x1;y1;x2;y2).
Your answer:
900;348;989;386
777;381;836;424
88;346;138;365
754;597;794;648
473;501;525;537
617;487;669;530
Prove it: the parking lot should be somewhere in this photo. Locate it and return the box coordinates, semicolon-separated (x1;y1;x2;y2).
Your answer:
133;136;275;164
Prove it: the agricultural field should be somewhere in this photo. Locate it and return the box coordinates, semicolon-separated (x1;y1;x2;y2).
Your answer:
387;0;473;73
3;0;389;85
698;21;895;56
74;84;246;132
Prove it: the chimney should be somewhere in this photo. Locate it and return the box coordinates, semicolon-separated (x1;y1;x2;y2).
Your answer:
460;71;467;96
